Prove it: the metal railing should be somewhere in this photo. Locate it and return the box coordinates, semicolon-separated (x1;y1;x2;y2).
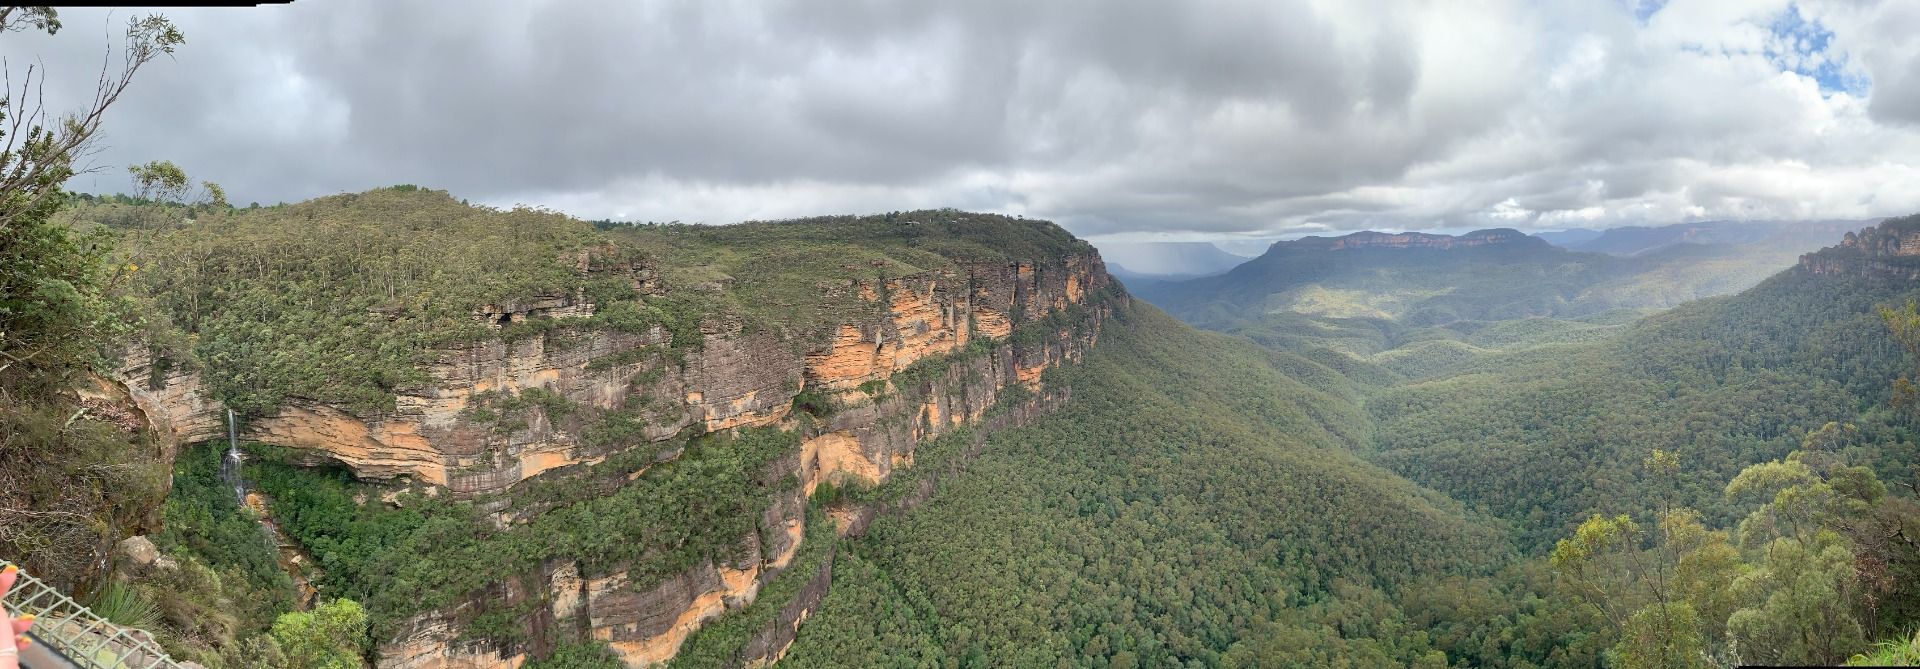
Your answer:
0;560;184;669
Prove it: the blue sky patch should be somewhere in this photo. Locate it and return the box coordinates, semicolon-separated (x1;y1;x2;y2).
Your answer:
1631;0;1669;24
1766;3;1869;96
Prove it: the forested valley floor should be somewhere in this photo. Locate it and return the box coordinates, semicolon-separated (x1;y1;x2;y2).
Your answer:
781;254;1920;667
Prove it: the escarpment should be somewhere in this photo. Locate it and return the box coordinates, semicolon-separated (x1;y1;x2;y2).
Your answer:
120;206;1121;668
1799;215;1920;281
379;256;1115;669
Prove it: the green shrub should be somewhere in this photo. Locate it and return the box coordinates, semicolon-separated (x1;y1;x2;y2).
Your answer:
527;640;624;669
791;388;835;417
89;581;162;631
269;598;368;669
812;480;842;507
1849;630;1920;666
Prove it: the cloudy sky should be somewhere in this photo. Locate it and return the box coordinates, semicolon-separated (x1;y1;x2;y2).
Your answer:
6;0;1920;242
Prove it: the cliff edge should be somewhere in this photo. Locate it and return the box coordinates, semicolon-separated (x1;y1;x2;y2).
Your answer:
99;192;1123;668
1799;214;1920;281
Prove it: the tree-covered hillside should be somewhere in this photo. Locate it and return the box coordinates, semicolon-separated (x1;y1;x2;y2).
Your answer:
70;190;1128;667
1370;269;1918;550
1128;219;1920;666
782;301;1516;667
37;186;1920;667
782;261;1920;666
65;189;1091;417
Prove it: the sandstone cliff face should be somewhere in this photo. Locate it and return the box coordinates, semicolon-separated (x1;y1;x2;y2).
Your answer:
721;391;1074;668
124;250;1117;668
112;346;225;459
1798;217;1920;281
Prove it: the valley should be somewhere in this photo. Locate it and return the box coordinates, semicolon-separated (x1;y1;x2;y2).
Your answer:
23;191;1910;668
4;4;1920;668
776;219;1920;667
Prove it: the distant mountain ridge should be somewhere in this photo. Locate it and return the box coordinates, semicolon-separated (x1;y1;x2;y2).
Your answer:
1133;224;1839;346
1093;240;1250;278
1533;228;1604;247
1542;219;1873;256
1138;227;1600;333
1274;228;1543;252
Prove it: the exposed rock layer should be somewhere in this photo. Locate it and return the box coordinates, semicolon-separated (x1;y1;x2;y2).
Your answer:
726;392;1070;668
123;252;1117;668
1800;216;1920;281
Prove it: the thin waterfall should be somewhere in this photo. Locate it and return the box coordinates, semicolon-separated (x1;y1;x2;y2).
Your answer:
217;410;291;589
220;409;244;505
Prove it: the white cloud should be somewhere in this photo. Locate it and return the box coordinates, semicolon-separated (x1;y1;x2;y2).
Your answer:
5;0;1920;238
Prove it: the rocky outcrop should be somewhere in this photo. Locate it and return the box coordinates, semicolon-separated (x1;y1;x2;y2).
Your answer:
124;253;1109;492
381;255;1109;667
735;551;832;668
381;613;529;669
120;247;1117;668
798;317;1089;493
724;390;1071;669
590;560;761;664
1277;228;1544;252
1799;216;1920;281
118;535;160;570
109;346;225;459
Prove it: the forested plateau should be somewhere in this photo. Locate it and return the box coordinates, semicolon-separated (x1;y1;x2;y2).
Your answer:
8;189;1920;668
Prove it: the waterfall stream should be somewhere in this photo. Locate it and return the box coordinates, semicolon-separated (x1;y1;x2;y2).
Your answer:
220;409;244;505
214;410;314;604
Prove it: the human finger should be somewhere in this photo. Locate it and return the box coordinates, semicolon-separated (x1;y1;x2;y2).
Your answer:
0;565;15;636
0;564;19;669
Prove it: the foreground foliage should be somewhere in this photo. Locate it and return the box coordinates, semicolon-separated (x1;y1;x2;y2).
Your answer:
0;8;182;591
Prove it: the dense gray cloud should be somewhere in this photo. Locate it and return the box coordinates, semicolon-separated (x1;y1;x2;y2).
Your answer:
4;0;1919;241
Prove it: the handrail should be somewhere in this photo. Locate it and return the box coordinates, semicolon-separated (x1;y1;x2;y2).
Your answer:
0;560;183;669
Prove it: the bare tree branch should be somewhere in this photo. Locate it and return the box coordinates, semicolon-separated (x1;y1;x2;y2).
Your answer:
0;13;180;234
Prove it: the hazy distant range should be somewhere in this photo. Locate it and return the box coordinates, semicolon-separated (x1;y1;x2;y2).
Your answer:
1095;241;1258;281
1097;219;1880;282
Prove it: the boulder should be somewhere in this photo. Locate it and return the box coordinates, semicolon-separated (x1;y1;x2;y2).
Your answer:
118;535;159;570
